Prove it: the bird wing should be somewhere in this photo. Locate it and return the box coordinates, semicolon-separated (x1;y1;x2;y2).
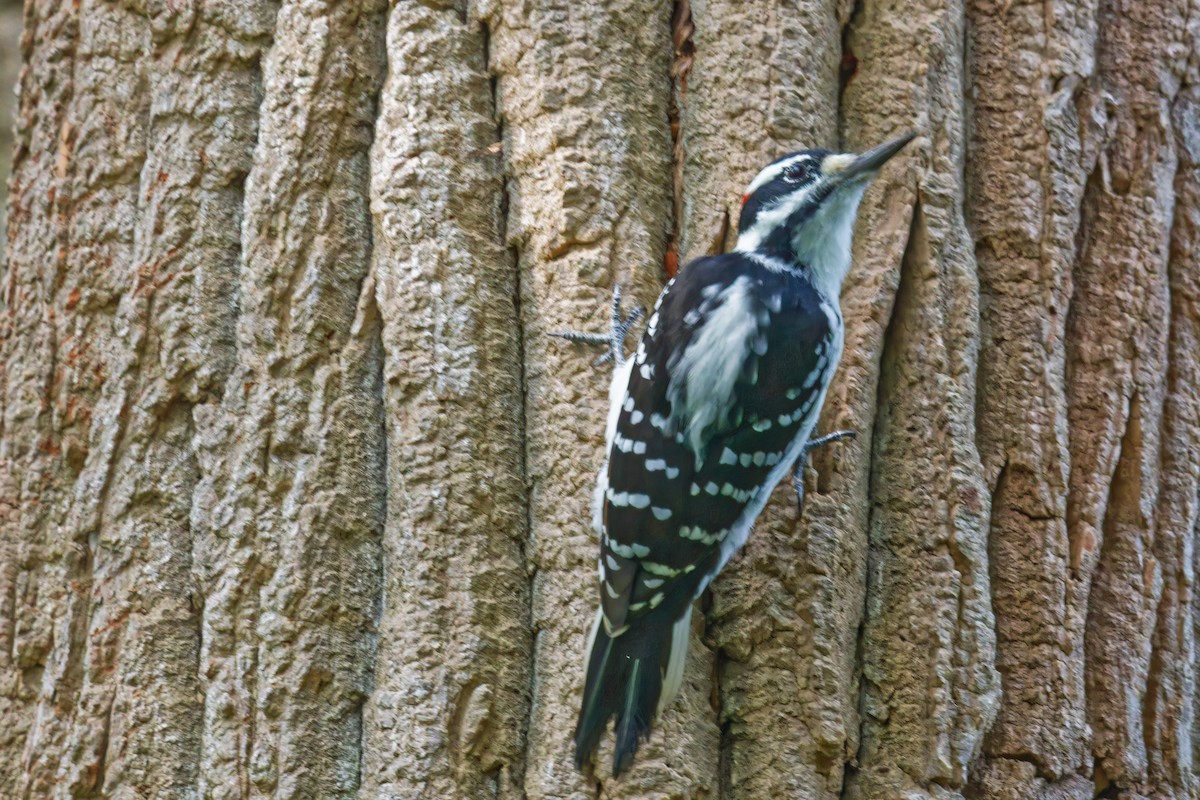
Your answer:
597;254;837;635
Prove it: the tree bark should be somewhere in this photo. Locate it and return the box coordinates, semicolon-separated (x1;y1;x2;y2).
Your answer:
0;1;1196;798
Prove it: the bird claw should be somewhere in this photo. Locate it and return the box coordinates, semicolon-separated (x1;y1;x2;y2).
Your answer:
551;284;645;371
793;429;856;515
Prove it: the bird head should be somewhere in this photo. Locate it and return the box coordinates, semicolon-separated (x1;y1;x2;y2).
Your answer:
735;131;916;295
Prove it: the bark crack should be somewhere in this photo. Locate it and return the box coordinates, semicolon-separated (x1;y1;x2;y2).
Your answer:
480;12;534;796
352;4;392;787
665;0;693;276
1064;162;1105;574
836;0;865;142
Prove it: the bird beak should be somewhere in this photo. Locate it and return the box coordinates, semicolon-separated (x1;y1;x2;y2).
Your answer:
844;131;917;180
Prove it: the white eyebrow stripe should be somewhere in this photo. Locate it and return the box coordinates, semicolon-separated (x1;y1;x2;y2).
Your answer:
744;154;812;195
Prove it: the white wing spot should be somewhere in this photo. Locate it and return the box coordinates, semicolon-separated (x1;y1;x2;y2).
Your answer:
614;435;648;455
627;493;651;509
685;526;723;545
651;506;672;521
804;353;830;388
640;364;654;381
609;540;636;558
719;447;737;465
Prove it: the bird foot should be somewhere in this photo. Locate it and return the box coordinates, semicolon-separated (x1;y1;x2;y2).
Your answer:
551;285;645;369
792;429;856;515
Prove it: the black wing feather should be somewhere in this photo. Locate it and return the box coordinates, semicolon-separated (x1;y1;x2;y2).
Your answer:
601;254;836;630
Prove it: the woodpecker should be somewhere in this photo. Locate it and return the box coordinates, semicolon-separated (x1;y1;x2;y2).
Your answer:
558;131;916;776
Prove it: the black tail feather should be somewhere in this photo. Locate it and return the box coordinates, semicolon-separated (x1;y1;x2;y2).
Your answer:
573;615;617;768
573;611;672;776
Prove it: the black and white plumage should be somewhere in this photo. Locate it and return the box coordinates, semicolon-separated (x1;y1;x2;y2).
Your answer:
569;133;916;776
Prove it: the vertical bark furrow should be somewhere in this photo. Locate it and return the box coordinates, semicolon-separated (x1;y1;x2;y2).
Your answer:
839;0;999;795
848;194;997;800
815;14;934;800
189;3;389;797
359;4;531;798
1142;76;1200;800
665;0;693;279
1065;0;1188;791
0;0;78;789
483;0;705;795
51;3;282;796
0;0;20;262
47;1;152;499
0;2;156;794
963;0;1096;789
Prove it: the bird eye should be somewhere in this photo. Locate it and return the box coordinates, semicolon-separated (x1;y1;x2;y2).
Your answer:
783;163;812;184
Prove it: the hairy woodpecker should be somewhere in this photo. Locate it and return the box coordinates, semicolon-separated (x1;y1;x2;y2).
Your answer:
559;131;916;776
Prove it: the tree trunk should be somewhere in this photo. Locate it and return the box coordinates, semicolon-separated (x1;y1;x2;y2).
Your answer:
0;0;1196;798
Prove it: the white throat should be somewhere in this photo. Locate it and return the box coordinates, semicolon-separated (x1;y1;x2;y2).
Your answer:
789;183;867;300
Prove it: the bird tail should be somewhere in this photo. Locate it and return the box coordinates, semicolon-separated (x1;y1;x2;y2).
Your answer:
573;604;694;775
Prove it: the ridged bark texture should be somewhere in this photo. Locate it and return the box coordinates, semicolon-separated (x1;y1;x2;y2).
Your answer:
0;0;1196;798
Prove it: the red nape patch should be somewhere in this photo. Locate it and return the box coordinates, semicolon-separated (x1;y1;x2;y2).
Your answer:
664;248;679;278
741;193;749;205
